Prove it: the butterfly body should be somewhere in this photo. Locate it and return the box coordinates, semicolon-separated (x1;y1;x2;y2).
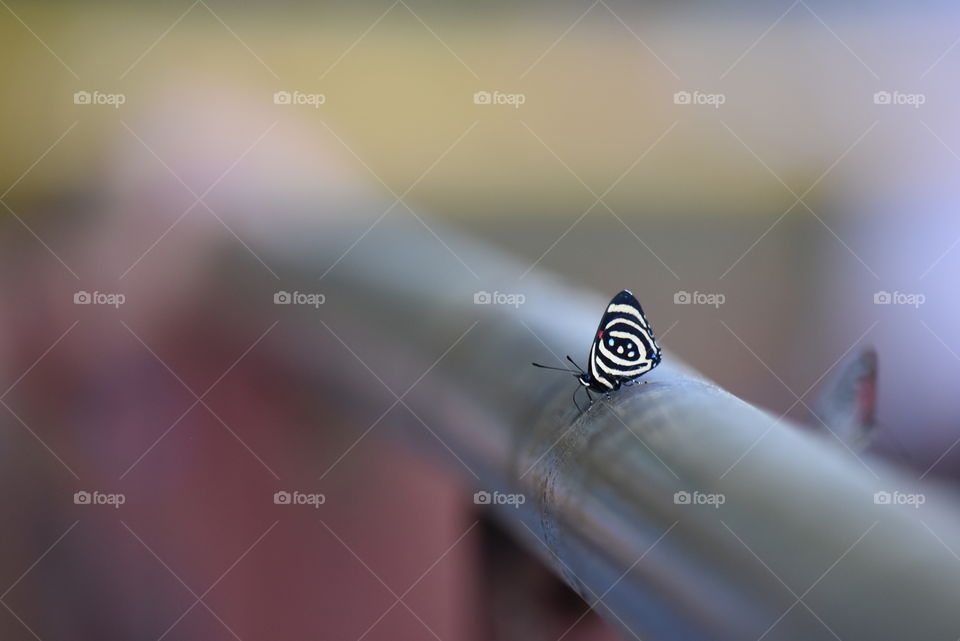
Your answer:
533;290;661;410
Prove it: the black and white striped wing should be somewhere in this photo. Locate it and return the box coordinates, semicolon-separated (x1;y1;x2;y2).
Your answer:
587;290;661;391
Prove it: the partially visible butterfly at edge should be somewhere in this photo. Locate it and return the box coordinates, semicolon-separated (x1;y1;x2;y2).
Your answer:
533;290;662;412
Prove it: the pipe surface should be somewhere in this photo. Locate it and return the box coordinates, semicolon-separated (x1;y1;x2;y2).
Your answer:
250;213;960;641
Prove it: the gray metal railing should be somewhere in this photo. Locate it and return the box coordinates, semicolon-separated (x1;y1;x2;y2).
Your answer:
252;211;960;641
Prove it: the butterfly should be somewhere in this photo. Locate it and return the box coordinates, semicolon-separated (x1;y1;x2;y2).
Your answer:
533;290;662;411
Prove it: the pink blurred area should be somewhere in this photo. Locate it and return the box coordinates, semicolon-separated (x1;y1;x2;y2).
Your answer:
0;72;618;641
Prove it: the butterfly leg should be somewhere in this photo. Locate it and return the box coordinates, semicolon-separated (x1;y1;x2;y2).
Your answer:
572;386;584;413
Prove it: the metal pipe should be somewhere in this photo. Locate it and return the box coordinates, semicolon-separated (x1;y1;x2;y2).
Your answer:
254;213;960;641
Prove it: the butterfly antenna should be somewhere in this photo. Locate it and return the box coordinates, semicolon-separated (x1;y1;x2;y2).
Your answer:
566;356;586;374
532;362;580;373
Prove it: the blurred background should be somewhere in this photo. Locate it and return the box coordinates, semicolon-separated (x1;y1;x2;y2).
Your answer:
1;1;960;639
